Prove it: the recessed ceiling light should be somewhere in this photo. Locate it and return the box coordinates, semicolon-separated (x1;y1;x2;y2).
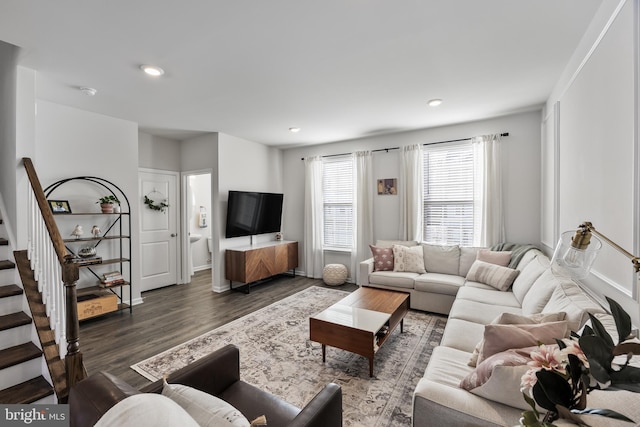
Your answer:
428;99;443;107
140;65;165;77
79;86;97;96
289;127;301;133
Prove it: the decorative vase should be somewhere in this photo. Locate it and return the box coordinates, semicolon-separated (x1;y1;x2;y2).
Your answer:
100;203;114;213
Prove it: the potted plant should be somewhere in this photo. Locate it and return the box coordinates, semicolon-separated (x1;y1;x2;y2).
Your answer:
97;195;120;213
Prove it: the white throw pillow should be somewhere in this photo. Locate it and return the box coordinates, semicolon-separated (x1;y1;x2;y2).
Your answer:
392;244;426;274
95;394;199;427
465;260;519;291
422;243;460;275
162;380;250;427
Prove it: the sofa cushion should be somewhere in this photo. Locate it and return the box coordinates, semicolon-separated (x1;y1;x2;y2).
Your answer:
369;245;394;271
512;256;549;304
95;394;200;427
542;281;606;333
414;273;465;296
456;286;521;308
376;239;417;248
416;346;523;426
466;260;519;291
476;249;511;266
422;243;460;275
368;271;418;289
477;321;568;365
460;347;533;410
440;318;487;352
449;298;522;326
513;248;544;271
162;380;250;427
521;269;562;315
393;244;426;273
458;247;483;277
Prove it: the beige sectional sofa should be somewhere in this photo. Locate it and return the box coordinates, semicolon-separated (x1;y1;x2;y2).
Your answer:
359;241;639;427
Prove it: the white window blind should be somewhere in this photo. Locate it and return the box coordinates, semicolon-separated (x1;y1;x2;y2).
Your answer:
323;156;353;249
422;142;474;246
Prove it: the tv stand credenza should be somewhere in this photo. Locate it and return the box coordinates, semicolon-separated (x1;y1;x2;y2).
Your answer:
225;240;298;293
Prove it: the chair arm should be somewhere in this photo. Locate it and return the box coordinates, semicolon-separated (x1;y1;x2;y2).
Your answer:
287;383;342;427
358;258;375;286
140;344;241;396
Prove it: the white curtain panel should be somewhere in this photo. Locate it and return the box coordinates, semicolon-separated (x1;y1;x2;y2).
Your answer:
304;156;324;278
472;134;505;247
399;144;423;242
352;151;373;283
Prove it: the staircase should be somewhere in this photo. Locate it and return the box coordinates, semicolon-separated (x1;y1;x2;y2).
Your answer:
0;217;55;403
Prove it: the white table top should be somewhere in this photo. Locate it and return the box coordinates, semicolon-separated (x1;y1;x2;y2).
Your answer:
311;303;390;333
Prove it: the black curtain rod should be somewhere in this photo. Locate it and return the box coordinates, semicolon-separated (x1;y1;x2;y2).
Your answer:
301;132;509;160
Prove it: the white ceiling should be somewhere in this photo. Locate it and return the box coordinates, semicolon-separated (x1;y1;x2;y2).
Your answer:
0;1;601;147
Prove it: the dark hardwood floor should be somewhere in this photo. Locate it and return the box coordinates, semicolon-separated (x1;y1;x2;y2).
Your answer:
79;270;358;389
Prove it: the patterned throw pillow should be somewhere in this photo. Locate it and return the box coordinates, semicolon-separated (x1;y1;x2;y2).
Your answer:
392;244;426;274
466;260;519;291
370;245;394;271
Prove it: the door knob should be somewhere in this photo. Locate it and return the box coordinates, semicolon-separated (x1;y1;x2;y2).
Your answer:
171;233;177;237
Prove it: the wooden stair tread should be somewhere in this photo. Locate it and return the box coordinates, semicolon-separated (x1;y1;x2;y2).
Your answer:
0;260;16;270
0;311;32;331
0;342;42;370
0;238;7;246
0;376;53;404
0;284;23;298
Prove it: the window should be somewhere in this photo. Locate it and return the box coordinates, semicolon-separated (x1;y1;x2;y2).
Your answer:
422;142;474;246
323;156;353;249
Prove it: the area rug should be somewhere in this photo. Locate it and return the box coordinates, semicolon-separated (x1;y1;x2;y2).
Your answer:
131;286;447;427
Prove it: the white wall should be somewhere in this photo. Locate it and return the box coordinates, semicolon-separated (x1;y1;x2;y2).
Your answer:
0;41;19;240
543;0;639;324
35;101;141;304
138;132;181;171
216;133;284;292
282;110;542;277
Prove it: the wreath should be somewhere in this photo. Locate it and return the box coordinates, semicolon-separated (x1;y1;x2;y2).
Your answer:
144;195;169;213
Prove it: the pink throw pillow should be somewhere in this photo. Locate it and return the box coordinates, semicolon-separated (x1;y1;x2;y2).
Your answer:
477;249;512;267
370;245;394;271
477;321;568;365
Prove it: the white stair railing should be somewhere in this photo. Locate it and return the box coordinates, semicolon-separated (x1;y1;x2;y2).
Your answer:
27;185;67;358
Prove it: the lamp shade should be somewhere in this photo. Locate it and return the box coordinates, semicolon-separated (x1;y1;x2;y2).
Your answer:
551;230;602;279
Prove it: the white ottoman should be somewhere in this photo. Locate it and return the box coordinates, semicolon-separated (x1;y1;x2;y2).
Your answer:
323;264;348;286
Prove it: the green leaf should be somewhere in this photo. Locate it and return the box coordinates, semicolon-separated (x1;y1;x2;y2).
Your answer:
579;335;613;383
532;381;557;412
581;324;594;337
606;296;632;343
521;410;544;427
536;370;573;408
587;313;614;348
572;407;634;422
609;365;640;391
523;392;539;414
555;338;567;349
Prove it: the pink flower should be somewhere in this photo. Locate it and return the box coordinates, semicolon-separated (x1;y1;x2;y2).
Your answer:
520;367;540;392
560;339;589;368
528;344;565;373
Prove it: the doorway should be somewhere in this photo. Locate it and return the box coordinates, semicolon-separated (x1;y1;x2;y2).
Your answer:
181;170;212;284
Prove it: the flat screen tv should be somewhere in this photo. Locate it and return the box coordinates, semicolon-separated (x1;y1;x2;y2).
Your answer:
225;190;284;238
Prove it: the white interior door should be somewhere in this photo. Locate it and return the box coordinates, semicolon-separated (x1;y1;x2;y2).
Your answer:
139;169;179;292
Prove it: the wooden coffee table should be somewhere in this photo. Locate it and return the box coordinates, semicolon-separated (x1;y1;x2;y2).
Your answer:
309;287;410;376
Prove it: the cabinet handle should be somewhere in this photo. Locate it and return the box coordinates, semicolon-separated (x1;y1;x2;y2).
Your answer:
171;233;177;237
